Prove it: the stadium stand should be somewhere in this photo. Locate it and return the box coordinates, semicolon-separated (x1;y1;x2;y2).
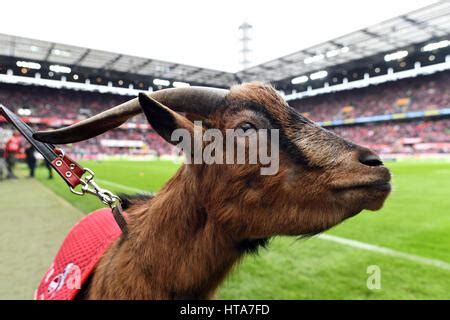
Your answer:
330;118;450;154
0;83;129;120
1;2;449;159
290;71;449;122
0;70;449;157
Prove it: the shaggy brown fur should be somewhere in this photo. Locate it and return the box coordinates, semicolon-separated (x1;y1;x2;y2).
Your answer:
80;82;391;299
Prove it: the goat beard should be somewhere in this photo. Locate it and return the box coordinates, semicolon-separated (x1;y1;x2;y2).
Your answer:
274;204;362;238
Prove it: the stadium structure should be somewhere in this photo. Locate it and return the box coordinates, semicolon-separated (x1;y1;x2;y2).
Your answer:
1;1;450;159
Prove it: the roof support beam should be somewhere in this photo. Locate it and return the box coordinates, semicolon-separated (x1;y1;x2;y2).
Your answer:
159;63;180;77
102;54;122;69
128;59;153;73
279;58;296;64
233;73;243;84
9;38;16;56
329;40;373;63
44;43;55;60
184;68;203;78
362;29;409;48
401;15;446;37
73;49;91;66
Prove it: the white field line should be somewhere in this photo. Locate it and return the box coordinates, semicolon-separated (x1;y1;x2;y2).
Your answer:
93;178;450;271
319;234;450;271
94;178;150;194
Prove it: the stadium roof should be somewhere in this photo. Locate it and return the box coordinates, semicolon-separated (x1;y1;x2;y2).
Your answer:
0;2;449;88
0;34;237;88
236;1;450;83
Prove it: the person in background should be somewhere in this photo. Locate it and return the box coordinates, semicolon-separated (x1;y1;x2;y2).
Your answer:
44;160;53;179
0;142;5;180
5;130;21;179
25;143;37;178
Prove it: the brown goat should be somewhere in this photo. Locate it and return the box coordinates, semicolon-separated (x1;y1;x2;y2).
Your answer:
34;82;391;299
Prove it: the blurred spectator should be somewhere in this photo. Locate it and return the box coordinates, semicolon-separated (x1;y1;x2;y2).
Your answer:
0;142;5;180
24;143;37;178
44;160;53;179
5;130;21;179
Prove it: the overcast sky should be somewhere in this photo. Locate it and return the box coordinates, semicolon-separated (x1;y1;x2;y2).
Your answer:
0;0;439;72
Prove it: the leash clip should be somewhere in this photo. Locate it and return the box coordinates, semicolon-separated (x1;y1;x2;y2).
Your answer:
0;104;127;232
70;168;127;233
70;168;121;208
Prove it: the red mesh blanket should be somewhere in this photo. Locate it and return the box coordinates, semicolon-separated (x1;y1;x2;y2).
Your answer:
35;208;125;300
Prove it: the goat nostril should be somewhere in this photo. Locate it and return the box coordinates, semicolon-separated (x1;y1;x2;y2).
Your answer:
359;153;383;167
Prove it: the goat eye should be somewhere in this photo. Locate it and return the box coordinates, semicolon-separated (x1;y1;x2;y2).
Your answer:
237;122;256;134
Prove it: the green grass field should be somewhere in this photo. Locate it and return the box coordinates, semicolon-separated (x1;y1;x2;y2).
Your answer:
2;159;450;299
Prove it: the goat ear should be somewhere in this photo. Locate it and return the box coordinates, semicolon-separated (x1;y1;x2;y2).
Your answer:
138;93;194;145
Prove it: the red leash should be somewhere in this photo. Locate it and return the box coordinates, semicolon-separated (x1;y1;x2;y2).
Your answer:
0;104;127;233
57;147;128;233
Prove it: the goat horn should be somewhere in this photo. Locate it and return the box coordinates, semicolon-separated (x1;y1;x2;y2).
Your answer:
32;87;228;144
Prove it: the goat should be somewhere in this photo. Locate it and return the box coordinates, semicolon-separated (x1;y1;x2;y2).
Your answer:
33;82;392;299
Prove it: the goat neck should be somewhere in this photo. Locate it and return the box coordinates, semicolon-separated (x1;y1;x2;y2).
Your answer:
85;167;245;299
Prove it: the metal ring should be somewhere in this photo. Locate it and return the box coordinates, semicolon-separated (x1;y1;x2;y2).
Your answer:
69;163;75;170
69;185;84;196
55;160;62;167
83;168;95;183
66;166;120;208
84;167;95;177
54;147;65;158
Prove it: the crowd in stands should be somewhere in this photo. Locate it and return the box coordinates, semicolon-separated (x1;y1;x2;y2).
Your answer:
330;118;450;154
30;125;172;158
291;71;450;122
0;70;449;156
1;71;448;124
0;83;129;120
65;129;174;157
